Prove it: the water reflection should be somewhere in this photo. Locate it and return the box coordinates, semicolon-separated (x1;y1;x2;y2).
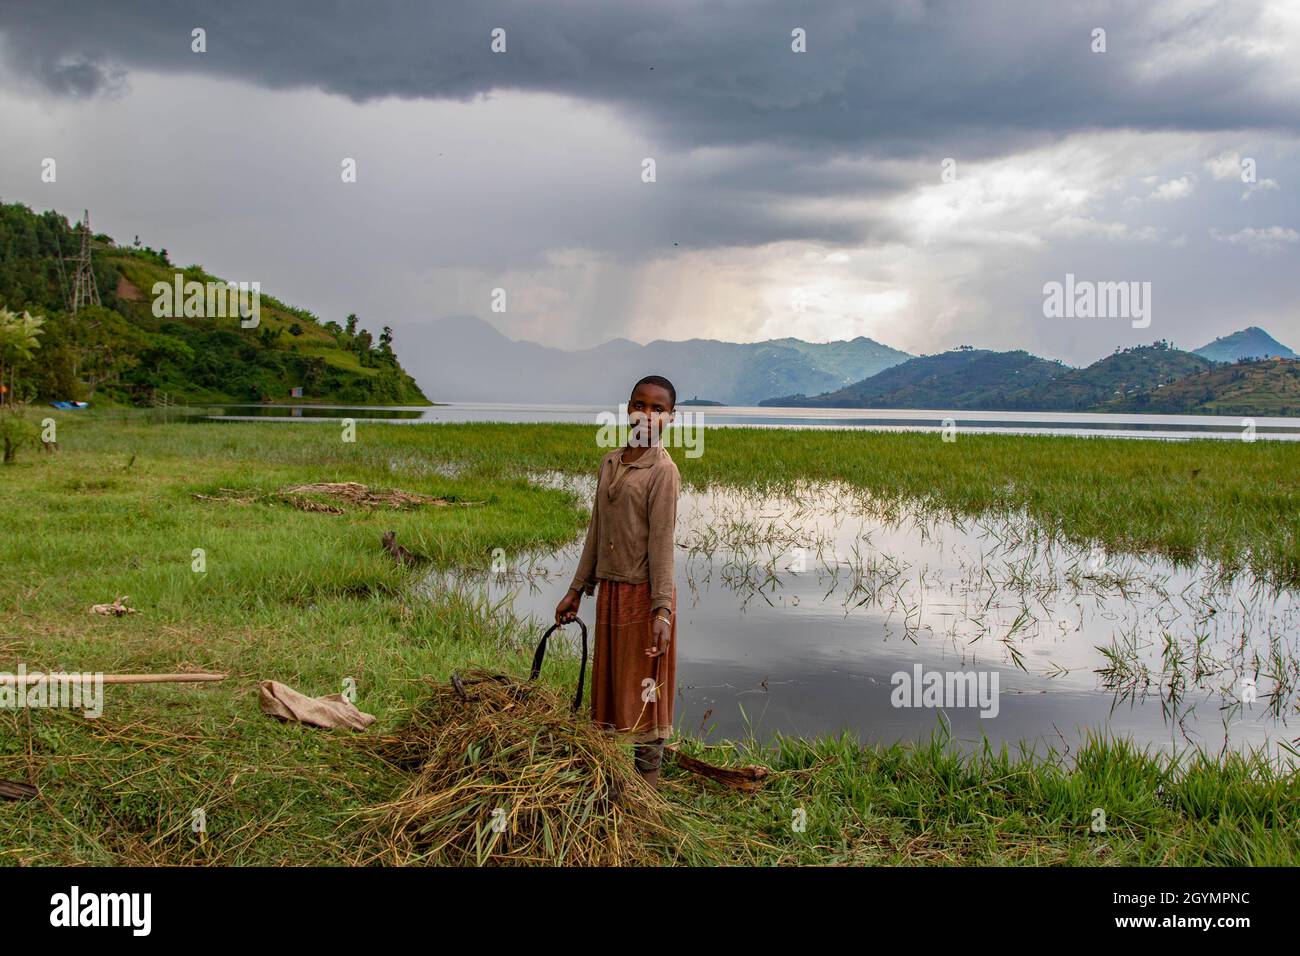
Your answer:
440;475;1299;764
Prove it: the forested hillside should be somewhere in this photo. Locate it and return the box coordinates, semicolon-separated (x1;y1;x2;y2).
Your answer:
0;202;429;405
761;341;1298;415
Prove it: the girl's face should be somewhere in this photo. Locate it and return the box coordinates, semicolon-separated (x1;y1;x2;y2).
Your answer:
627;383;674;447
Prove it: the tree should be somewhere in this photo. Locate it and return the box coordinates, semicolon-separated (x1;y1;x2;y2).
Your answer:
71;306;141;398
0;308;44;405
0;309;45;465
0;405;38;463
355;328;374;366
378;325;394;360
345;313;358;338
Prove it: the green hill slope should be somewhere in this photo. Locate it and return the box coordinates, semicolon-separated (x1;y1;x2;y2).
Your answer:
0;202;429;405
1104;357;1300;415
761;348;1063;409
759;341;1297;415
999;342;1213;411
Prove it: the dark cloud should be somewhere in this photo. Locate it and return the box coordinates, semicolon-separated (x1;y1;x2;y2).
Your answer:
1;1;1295;362
3;0;1296;159
32;54;126;96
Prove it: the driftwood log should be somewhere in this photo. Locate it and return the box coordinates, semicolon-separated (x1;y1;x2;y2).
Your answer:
0;779;38;801
664;743;769;791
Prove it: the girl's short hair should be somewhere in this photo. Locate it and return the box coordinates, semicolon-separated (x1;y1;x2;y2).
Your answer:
632;374;676;409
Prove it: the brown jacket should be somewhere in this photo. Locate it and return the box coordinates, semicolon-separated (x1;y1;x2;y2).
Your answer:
569;444;680;611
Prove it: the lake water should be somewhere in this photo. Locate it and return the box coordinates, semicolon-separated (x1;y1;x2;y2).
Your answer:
202;405;1299;760
444;476;1299;763
204;402;1300;441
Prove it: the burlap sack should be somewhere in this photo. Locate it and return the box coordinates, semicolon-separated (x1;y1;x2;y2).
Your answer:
258;680;376;731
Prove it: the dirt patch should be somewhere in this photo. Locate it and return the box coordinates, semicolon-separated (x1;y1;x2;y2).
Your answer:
115;275;144;301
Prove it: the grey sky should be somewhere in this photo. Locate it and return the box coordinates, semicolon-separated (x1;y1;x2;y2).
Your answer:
0;0;1296;364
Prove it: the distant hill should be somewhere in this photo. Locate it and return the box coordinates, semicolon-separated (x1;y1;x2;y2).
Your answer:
1194;327;1297;363
0;202;429;405
763;340;1294;416
398;315;911;405
999;343;1213;411
8;201;1292;417
1104;357;1300;415
761;348;1063;408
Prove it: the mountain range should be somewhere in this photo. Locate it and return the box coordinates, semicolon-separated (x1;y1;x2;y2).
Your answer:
6;199;1292;416
411;315;1298;416
763;339;1300;414
762;342;1218;411
398;315;911;406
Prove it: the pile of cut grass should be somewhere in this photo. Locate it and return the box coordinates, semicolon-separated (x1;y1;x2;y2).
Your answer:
352;671;719;866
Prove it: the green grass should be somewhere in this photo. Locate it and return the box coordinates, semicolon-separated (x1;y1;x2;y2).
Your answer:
0;412;1296;865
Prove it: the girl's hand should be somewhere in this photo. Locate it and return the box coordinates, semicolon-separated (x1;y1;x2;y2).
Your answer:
555;589;581;625
647;612;672;657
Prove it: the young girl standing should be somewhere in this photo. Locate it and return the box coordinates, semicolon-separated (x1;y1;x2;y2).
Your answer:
555;375;680;787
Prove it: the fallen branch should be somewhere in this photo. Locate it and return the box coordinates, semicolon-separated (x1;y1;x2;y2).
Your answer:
0;779;38;801
0;672;227;686
664;743;769;791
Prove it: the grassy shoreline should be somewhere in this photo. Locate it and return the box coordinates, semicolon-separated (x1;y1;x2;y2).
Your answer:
1;414;1297;865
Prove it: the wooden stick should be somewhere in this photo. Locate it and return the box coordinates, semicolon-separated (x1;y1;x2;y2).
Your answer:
663;742;769;791
0;672;227;686
0;779;38;801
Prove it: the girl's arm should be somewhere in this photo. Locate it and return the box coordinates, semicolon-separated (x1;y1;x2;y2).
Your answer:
646;463;680;615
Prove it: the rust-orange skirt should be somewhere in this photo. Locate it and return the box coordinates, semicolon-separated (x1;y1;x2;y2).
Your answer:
591;579;676;744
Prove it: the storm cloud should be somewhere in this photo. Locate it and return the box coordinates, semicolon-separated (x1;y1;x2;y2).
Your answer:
6;1;1299;150
0;0;1296;366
